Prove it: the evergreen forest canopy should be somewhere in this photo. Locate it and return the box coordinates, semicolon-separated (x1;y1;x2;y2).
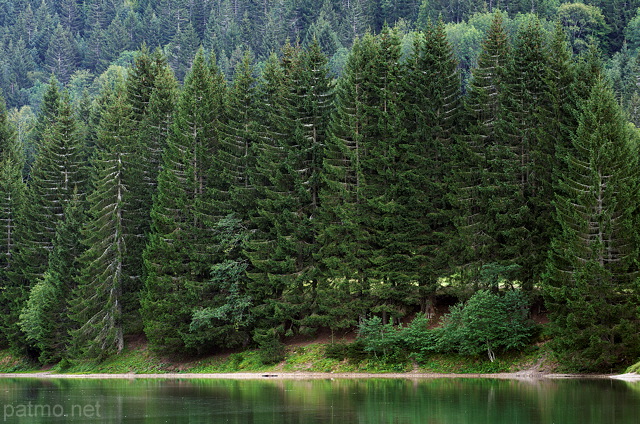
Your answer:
1;1;640;373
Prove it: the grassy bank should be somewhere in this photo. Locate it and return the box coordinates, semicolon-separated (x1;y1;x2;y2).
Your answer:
0;341;555;376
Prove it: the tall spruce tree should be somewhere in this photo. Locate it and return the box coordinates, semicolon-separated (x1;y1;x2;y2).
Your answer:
122;48;177;328
363;26;417;323
538;24;581;217
180;51;258;350
543;79;640;372
5;91;85;352
19;192;84;363
318;30;408;327
218;50;258;219
28;76;61;173
0;96;26;347
69;86;132;359
317;34;371;330
507;18;551;288
455;13;522;289
142;49;226;354
244;52;295;333
402;19;462;312
246;40;334;335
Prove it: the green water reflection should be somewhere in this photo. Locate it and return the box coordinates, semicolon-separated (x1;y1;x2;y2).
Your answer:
0;377;637;423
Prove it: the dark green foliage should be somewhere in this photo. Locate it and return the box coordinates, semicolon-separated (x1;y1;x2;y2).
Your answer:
185;216;253;352
319;28;417;329
317;34;376;329
122;48;177;329
247;40;333;336
502;18;554;288
543;79;640;372
19;193;84;363
402;19;462;309
141;49;225;355
253;328;286;365
218;50;258;218
166;22;201;81
4;89;85;353
455;13;510;277
45;23;78;84
17;273;57;353
324;341;350;360
10;90;85;281
0;96;25;348
1;2;640;370
353;295;534;364
455;13;533;288
68;87;131;360
30;76;61;170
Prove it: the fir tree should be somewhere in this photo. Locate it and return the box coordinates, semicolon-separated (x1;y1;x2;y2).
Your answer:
45;23;78;84
19;192;84;363
218;50;258;219
402;19;462;310
142;49;226;354
69;86;132;359
122;47;176;328
5;91;85;352
317;34;374;330
362;26;417;323
317;32;391;328
455;13;521;289
507;18;551;288
247;40;334;335
29;75;61;171
166;22;201;81
0;96;26;347
244;52;296;333
543;79;640;372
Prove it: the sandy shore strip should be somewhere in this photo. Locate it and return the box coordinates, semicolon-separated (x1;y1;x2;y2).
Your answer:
0;371;616;380
610;373;640;381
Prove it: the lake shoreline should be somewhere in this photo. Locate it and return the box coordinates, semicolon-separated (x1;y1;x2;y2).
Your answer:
0;371;632;380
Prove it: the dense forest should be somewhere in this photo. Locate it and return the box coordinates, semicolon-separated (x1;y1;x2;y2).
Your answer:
1;0;640;373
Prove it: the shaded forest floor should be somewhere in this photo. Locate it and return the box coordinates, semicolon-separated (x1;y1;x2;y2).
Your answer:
0;307;571;376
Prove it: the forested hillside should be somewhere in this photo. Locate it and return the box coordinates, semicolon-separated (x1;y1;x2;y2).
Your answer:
2;1;640;373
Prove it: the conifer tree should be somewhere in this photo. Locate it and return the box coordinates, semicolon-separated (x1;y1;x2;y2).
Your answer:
45;23;78;84
218;50;258;218
142;49;226;354
244;52;295;332
10;90;85;281
506;18;552;287
0;96;26;347
180;51;257;350
5;91;85;352
543;79;640;372
19;192;83;363
247;40;334;335
122;48;176;327
318;30;413;327
317;34;376;330
402;20;462;310
29;76;61;171
455;13;521;288
166;22;201;81
362;26;417;322
69;87;132;359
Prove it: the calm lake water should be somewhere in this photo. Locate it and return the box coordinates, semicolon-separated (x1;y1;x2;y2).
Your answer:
0;377;638;423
